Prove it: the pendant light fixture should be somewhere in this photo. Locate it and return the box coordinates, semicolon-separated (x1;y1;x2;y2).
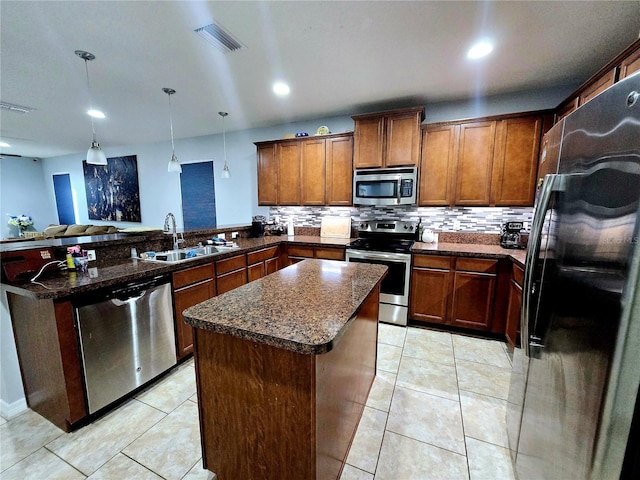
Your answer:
219;111;230;179
163;88;182;173
75;50;108;166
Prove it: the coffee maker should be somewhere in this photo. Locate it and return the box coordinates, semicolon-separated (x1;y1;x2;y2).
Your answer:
500;221;526;249
251;215;265;238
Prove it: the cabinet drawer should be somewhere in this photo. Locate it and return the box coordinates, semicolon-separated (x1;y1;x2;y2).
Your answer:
247;246;279;265
413;255;452;270
315;247;344;260
455;257;497;274
512;263;524;287
173;263;215;289
288;245;314;258
216;254;247;275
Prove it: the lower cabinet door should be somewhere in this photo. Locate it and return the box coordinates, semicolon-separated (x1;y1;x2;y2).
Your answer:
450;271;496;330
217;268;247;295
410;267;451;324
265;256;279;274
505;279;523;349
247;263;265;282
174;280;215;359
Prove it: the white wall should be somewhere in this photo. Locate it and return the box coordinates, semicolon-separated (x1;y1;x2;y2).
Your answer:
0;87;567;416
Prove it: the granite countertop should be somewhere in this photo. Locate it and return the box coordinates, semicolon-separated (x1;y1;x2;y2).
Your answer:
412;242;527;268
0;235;354;300
183;259;387;355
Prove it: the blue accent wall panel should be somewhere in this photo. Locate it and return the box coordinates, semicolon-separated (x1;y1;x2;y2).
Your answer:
180;162;217;230
53;173;75;225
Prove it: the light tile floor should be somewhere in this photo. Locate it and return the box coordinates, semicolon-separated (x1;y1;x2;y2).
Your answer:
0;325;516;479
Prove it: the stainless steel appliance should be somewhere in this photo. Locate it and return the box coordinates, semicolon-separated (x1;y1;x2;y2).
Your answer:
500;221;526;249
507;73;640;480
75;275;177;413
353;167;417;206
251;215;266;238
346;220;416;326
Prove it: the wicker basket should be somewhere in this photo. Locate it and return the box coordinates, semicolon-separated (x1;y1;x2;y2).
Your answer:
22;231;45;239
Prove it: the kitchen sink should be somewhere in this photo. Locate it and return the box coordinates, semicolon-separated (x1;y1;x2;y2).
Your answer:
141;245;235;263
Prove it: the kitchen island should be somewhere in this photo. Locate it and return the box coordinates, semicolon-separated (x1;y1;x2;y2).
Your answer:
183;259;387;480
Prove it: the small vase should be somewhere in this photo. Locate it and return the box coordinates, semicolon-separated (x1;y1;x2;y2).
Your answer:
18;228;26;238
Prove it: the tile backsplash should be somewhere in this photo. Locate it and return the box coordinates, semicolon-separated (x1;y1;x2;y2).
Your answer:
268;205;533;233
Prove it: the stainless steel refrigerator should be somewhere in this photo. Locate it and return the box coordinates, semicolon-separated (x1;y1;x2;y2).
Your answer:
507;72;640;480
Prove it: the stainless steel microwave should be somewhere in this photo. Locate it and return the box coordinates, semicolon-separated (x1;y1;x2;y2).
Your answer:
353;167;417;206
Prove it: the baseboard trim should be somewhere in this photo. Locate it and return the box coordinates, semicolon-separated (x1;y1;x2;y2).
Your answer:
0;397;28;420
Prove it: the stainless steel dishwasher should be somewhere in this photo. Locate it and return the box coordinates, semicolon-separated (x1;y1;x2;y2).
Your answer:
75;275;177;413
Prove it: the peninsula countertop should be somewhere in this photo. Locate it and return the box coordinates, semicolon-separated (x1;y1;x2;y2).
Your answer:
183;259;388;355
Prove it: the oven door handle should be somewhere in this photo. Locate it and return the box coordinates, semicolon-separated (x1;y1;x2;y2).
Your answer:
346;250;411;262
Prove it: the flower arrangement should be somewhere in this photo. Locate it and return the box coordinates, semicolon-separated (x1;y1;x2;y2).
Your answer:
8;214;34;235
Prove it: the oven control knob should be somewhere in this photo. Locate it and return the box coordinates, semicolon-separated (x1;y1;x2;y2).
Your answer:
360;222;367;229
408;225;414;230
403;225;408;230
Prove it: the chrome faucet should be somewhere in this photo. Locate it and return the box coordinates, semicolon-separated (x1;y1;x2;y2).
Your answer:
163;212;184;250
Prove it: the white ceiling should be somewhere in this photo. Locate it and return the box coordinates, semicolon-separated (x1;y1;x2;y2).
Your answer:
1;1;639;160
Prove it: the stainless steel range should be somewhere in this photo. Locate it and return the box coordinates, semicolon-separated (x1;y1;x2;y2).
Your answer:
346;220;416;326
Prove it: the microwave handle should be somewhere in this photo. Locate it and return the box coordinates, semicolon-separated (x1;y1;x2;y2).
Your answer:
396;176;402;204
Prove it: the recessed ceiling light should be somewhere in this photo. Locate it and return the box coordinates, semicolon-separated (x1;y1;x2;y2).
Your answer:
467;41;493;59
0;141;10;148
88;109;105;119
273;82;290;96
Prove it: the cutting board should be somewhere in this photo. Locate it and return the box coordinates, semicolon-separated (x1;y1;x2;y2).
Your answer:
320;216;352;238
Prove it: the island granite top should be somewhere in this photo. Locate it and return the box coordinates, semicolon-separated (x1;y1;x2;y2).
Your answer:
183;259;387;355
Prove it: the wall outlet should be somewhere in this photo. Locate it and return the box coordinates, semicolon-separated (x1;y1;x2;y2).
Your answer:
231;231;239;239
218;233;226;240
86;250;97;261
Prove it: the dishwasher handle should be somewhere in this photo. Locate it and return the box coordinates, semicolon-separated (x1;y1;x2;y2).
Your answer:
74;275;170;307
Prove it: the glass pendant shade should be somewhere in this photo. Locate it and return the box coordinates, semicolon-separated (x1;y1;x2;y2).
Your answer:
87;140;108;165
168;153;182;173
222;162;230;178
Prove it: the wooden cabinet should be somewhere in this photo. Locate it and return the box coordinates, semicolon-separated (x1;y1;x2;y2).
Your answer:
455;121;496;205
505;263;524;350
352;107;424;168
276;142;302;205
257;143;277;205
554;98;578;124
301;139;326;205
256;133;353;206
620;43;640;79
326;135;353;205
491;116;544;206
420;112;547;207
579;68;617;106
450;258;498;331
418;125;458;206
173;263;216;360
215;254;247;295
410;254;498;332
247;246;280;282
286;244;345;265
537;118;563;192
410;255;453;324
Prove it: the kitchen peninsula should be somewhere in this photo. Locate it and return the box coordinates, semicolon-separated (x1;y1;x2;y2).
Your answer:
183;259;387;480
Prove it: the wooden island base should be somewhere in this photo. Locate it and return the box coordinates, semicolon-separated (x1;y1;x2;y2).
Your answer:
193;286;379;480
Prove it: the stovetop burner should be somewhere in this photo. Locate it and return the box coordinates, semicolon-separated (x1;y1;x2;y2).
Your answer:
347;219;417;253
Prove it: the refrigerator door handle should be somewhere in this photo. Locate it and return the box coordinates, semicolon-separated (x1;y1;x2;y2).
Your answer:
522;174;557;358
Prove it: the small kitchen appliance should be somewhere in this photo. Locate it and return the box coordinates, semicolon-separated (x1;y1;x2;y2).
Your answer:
500;221;526;249
251;215;266;238
346;219;416;326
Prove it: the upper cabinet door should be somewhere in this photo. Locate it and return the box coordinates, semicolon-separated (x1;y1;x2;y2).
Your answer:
276;142;301;205
619;44;640;79
385;110;422;167
257;144;277;205
579;67;617;106
301;139;326;205
419;125;459;206
326;135;354;206
353;116;384;168
491;116;543;206
455;121;496;206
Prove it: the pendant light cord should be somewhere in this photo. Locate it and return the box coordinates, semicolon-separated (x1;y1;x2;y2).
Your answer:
83;59;97;142
168;94;176;155
222;114;227;166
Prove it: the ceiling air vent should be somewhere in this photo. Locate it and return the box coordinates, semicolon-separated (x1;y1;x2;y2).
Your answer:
1;101;35;114
194;21;244;54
